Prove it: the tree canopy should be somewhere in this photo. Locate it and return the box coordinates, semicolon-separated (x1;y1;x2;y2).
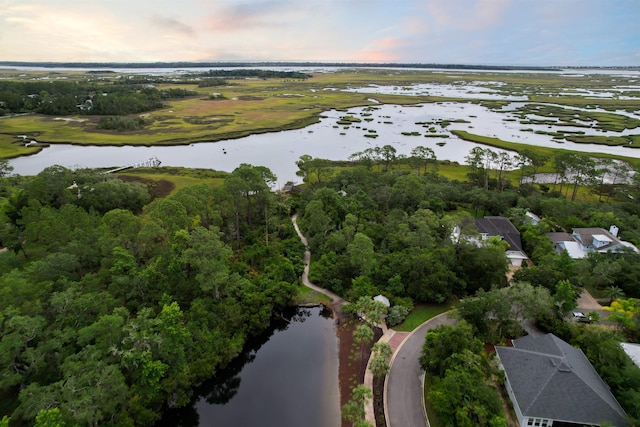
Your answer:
0;164;305;426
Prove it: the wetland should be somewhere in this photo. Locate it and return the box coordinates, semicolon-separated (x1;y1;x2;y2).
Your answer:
2;67;640;182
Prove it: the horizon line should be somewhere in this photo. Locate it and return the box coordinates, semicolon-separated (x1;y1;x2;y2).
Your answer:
1;61;639;71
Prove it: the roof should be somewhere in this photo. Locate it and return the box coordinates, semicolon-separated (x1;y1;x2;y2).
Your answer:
546;232;589;257
505;250;528;260
620;241;640;253
547;228;639;258
546;232;575;244
573;227;621;251
593;234;613;243
621;343;640;368
496;334;628;427
525;211;540;225
475;216;524;252
373;295;390;307
557;241;588;259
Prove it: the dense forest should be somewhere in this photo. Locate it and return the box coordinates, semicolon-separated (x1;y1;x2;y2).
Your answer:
0;80;196;116
0;164;305;426
294;150;640;306
2;142;640;425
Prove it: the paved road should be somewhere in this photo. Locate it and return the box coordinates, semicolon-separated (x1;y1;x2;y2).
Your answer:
385;312;457;427
293;213;458;427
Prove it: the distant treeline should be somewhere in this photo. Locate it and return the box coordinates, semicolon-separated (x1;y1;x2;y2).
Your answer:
200;69;310;79
0;61;571;72
0;80;196;116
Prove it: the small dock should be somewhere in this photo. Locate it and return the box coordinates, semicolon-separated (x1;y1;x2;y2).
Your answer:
104;156;162;173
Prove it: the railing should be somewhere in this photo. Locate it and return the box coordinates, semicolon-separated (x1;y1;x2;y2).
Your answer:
104;156;161;173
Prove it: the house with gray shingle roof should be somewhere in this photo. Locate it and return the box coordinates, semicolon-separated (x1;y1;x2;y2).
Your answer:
451;216;529;266
474;216;529;266
495;334;628;427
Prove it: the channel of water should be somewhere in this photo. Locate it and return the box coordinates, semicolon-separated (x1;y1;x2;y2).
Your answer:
157;305;340;427
9;101;640;187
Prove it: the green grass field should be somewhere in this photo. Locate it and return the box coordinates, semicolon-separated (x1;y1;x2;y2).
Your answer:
394;304;453;332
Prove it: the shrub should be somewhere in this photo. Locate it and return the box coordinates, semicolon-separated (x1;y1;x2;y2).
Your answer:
97;116;146;131
387;305;409;327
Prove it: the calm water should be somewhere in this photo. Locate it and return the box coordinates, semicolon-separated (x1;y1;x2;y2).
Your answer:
10;101;640;187
157;306;340;427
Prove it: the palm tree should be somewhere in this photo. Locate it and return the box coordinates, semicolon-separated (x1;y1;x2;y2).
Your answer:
604;286;625;305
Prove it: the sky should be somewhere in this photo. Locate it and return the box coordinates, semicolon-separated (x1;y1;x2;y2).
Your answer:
0;0;638;66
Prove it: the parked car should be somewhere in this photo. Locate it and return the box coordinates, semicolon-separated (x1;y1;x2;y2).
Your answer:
572;311;592;323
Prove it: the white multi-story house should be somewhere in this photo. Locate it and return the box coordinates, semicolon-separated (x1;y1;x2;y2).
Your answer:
547;226;639;259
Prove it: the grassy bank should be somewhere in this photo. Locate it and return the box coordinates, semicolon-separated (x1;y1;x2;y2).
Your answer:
452;130;640;170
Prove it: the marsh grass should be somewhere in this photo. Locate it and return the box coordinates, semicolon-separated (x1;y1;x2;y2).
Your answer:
452;130;640;170
2;68;640;168
513;103;640;133
0;135;43;157
565;134;640;147
116;167;227;195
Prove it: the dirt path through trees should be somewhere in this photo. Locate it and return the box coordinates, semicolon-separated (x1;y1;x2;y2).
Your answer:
292;214;365;427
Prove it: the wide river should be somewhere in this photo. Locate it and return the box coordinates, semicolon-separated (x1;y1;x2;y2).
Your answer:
157;305;340;427
8;100;640;187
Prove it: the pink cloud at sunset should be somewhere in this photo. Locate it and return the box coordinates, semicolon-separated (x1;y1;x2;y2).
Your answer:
0;0;637;66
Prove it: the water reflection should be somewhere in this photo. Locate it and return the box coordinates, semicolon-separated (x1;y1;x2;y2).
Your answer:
9;101;639;186
157;305;338;427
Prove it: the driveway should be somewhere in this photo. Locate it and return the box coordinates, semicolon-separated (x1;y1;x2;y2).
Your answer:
576;289;611;323
385;312;457;427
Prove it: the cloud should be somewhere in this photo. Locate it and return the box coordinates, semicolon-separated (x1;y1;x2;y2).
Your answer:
150;15;196;37
416;0;511;32
204;0;299;32
0;0;637;65
0;3;160;61
356;37;406;62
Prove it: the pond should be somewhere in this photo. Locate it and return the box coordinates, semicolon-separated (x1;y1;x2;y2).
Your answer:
8;101;640;186
156;305;340;427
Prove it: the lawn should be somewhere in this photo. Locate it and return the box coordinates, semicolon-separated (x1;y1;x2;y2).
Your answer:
394;303;453;332
294;284;332;305
423;374;444;427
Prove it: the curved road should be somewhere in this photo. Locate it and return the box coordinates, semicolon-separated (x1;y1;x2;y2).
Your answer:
293;214;456;427
385;312;456;427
